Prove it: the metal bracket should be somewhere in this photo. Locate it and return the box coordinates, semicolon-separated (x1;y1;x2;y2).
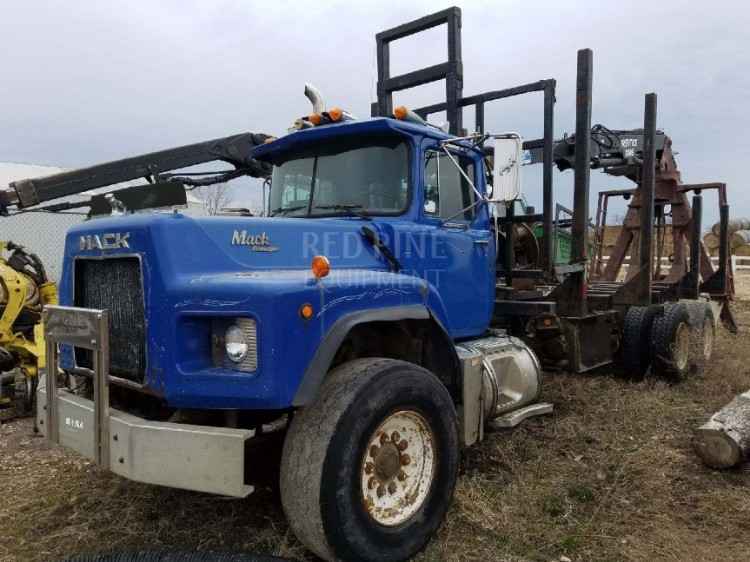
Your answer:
44;305;110;468
488;402;554;430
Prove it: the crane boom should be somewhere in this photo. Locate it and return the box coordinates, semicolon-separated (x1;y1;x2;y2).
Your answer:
0;132;271;214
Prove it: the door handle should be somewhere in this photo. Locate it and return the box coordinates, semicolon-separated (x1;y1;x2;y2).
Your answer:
473;239;489;245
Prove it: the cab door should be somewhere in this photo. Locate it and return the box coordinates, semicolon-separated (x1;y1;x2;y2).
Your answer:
412;141;495;338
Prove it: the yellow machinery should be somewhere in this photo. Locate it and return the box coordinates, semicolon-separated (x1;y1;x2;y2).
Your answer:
0;240;57;421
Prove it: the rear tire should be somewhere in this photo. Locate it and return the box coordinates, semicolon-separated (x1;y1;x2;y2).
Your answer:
280;358;459;562
651;303;692;380
620;305;658;380
684;301;715;374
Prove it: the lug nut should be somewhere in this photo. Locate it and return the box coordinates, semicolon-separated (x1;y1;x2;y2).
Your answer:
369;445;379;458
368;476;377;490
391;431;400;442
388;482;397;495
377;485;386;498
401;454;411;466
379;433;389;444
364;462;374;474
397;439;408;451
397;470;407;481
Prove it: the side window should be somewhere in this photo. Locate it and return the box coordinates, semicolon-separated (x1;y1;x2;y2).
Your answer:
424;151;440;215
423;150;476;221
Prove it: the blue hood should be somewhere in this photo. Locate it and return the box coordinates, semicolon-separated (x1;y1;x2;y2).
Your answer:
58;211;432;409
65;212;388;275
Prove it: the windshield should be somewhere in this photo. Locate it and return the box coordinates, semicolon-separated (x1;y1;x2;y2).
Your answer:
268;136;409;217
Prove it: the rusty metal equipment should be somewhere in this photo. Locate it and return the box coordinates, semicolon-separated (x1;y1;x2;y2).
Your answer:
373;17;736;372
591;170;735;330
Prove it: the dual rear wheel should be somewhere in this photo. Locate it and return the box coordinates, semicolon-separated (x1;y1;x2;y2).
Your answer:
620;301;715;381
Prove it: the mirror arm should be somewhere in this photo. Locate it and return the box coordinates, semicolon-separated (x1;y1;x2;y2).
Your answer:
440;145;485;202
439;198;485;226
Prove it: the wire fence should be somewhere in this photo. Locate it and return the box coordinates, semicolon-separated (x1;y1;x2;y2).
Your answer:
2;211;85;282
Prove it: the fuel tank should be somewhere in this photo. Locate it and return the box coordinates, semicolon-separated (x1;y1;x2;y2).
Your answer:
457;334;542;420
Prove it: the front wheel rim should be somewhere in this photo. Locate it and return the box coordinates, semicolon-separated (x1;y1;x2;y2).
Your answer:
360;410;436;527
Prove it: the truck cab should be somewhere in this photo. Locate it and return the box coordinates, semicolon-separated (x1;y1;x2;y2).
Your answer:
257;116;496;338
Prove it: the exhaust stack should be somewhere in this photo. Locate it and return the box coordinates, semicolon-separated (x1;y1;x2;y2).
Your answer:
304;83;325;114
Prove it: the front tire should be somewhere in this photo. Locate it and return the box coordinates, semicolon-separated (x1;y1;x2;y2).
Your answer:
280;358;459;562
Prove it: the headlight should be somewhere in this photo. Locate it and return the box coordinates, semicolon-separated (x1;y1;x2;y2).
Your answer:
212;318;257;372
225;325;248;363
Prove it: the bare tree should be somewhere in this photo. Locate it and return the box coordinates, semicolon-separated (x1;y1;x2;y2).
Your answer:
192;183;233;215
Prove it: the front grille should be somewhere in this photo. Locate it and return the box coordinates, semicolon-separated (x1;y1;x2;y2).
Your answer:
74;258;147;383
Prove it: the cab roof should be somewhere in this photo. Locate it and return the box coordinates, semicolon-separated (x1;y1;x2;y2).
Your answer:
251;117;455;162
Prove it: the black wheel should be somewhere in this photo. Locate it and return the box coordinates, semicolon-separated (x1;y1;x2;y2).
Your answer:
0;375;13;422
683;301;715;374
620;305;658;380
651;303;692;380
13;372;35;417
280;358;459;562
0;371;30;422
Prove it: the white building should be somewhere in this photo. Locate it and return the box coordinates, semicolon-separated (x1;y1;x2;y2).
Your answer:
1;162;205;281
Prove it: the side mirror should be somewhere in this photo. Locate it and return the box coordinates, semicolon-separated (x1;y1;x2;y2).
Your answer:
491;136;523;202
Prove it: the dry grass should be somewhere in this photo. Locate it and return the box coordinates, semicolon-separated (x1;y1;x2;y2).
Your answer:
3;298;750;562
734;274;750;301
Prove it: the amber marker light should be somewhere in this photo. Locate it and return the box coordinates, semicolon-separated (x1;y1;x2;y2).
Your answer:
328;107;343;122
393;106;408;120
311;255;331;278
300;303;314;320
308;113;322;125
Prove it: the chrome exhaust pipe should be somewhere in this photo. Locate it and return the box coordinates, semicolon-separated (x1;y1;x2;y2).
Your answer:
304;83;325;114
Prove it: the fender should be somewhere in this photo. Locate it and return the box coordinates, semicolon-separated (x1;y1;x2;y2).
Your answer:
292;304;458;406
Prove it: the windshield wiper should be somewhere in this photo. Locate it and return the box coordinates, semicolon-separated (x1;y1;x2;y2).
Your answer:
360;225;400;272
270;205;307;216
313;204;372;221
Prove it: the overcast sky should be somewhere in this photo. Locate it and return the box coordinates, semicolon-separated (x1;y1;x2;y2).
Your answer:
2;0;749;224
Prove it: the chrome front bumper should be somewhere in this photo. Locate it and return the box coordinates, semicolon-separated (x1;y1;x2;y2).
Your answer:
40;305;254;498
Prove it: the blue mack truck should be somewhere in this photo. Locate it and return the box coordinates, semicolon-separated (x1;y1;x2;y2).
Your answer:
42;104;545;562
0;7;732;562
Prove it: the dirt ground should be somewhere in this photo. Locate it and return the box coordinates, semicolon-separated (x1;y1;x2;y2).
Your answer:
3;285;750;562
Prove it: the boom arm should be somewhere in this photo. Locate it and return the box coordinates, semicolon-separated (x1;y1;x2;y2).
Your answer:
0;132;272;214
528;125;669;180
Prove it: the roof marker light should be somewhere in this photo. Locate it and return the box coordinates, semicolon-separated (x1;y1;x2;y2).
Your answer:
393;106;428;126
328;107;343;122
